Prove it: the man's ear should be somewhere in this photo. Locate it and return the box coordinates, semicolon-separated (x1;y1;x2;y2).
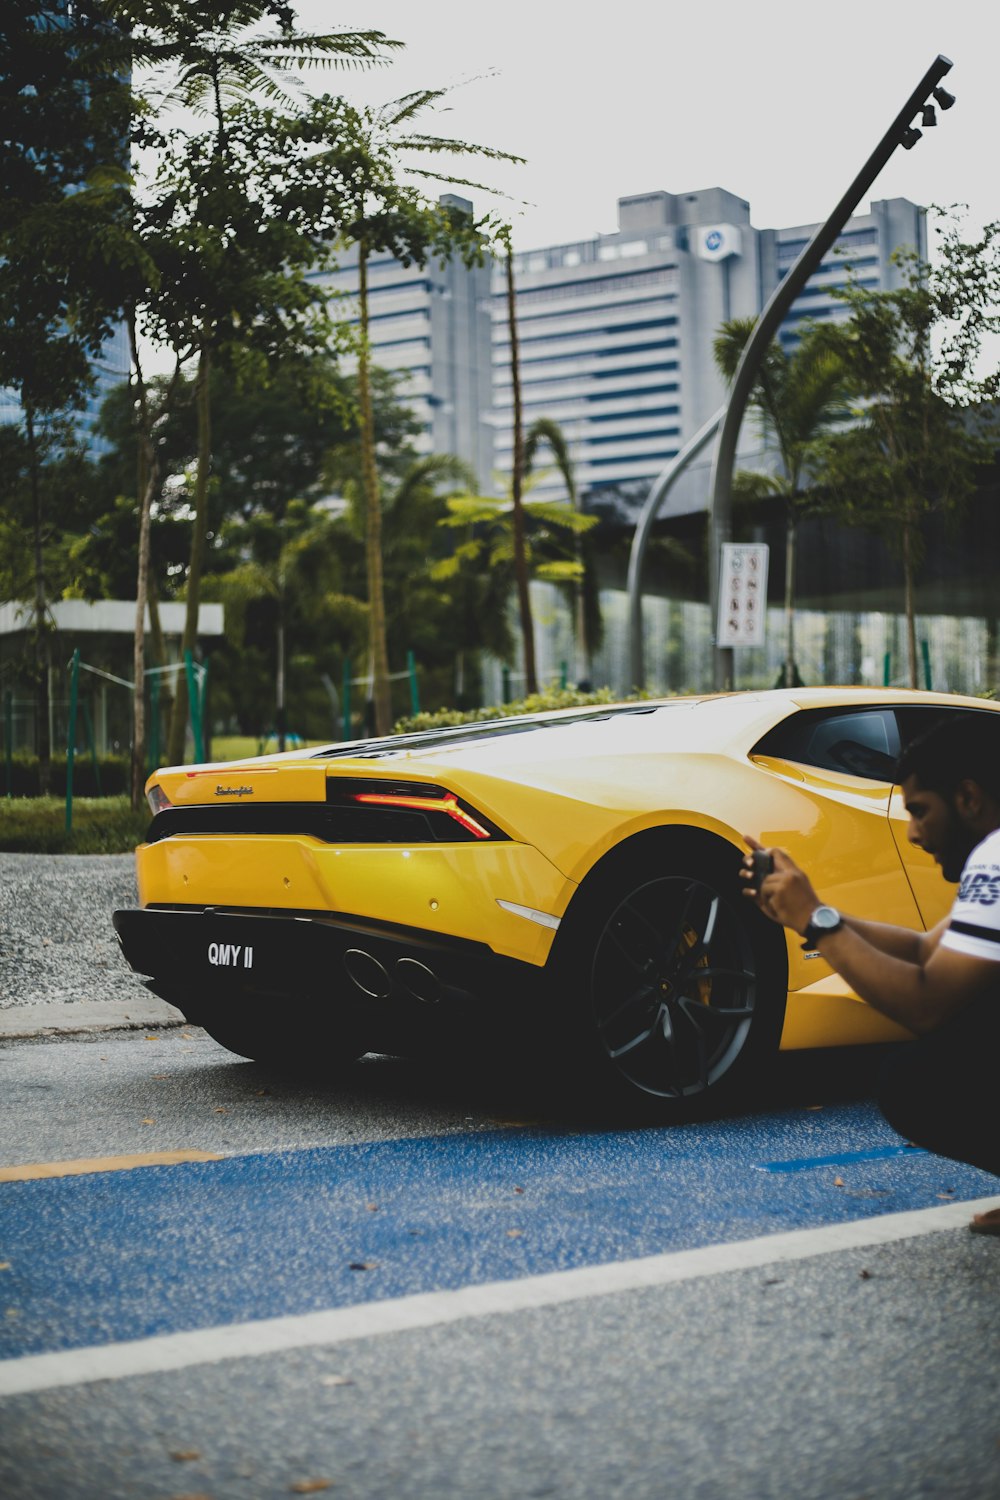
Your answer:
954;778;985;821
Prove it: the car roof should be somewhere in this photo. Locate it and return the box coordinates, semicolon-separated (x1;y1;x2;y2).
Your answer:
308;687;998;771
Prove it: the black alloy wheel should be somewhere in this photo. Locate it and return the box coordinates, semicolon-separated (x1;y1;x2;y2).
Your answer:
579;863;784;1114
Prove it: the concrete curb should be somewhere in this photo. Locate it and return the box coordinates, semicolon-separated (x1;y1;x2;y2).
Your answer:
0;998;188;1039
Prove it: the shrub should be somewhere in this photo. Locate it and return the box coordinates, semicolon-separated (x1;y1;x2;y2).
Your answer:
0;754;131;798
393;685;646;736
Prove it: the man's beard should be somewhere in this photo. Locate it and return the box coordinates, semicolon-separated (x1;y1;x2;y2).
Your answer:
939;817;981;884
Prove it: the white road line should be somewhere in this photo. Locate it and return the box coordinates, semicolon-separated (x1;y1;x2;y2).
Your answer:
1;1197;995;1399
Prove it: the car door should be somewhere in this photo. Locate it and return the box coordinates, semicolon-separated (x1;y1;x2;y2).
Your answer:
750;705;925;932
749;703;927;1045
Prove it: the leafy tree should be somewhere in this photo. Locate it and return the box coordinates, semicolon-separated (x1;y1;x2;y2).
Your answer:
713;318;848;687
204;450;487;738
0;423;105;612
291;89;520;734
205;500;362;743
108;3;397;786
434;479;597;695
523;416;603;684
90;360;463;738
0;0;136;790
331;452;486;721
106;1;398;133
146;120;330;769
811;222;1000;687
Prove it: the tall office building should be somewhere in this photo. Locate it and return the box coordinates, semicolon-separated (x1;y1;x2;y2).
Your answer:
491;189;926;504
317;195;495;491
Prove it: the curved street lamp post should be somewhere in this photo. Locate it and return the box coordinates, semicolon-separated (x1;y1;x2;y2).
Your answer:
626;54;956;692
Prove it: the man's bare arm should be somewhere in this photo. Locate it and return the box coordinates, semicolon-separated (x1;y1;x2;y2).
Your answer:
840;914;949;965
800;923;994;1033
741;838;985;1033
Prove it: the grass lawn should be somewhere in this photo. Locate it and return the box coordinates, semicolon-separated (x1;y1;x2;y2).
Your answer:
0;796;149;854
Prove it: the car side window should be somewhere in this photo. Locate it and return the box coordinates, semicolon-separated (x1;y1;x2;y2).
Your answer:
753;708;901;781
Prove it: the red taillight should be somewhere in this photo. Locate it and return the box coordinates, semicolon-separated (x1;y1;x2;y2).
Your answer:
147;784;173;815
353;791;492;840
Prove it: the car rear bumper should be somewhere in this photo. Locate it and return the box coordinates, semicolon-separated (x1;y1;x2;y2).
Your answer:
112;904;536;1026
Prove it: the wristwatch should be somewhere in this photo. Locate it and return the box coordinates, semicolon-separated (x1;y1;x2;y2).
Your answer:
802;905;843;950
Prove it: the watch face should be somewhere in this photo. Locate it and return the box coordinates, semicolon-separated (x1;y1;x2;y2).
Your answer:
811;905;841;931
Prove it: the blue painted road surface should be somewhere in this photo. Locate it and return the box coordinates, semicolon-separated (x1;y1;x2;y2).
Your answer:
1;1098;994;1364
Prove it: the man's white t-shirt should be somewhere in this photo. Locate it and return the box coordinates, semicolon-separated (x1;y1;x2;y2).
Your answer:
940;827;1000;962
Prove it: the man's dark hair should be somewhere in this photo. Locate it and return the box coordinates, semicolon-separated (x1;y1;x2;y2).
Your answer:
896;712;1000;801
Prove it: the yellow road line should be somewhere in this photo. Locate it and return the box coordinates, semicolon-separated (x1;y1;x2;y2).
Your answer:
0;1151;224;1183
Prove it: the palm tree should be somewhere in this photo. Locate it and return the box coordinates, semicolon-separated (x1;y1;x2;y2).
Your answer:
297;91;522;734
523;416;603;685
713;318;848;687
108;5;399;139
434;477;597;695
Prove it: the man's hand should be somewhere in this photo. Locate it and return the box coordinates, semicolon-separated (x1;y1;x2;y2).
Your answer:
741;835;823;937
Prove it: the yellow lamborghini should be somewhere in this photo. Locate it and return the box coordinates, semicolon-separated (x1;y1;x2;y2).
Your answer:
113;687;998;1117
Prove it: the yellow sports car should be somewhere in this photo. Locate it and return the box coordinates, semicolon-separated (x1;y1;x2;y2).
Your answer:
114;687;998;1117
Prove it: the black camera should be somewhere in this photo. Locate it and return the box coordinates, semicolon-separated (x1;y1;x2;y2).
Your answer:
751;849;774;888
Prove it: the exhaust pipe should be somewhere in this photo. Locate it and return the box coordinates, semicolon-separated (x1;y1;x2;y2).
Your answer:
343;949;392;1001
395;958;442;1005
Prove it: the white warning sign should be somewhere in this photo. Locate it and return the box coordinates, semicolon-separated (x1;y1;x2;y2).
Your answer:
718;543;769;647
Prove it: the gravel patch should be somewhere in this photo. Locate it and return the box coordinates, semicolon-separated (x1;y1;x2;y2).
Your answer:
0;854;147;1010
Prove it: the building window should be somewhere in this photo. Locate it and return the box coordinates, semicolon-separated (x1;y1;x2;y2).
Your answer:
586;427;680;446
509;268;679;305
587;451;679;467
588;404;680;422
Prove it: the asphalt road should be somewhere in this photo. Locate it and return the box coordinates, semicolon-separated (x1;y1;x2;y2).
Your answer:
1;1028;999;1500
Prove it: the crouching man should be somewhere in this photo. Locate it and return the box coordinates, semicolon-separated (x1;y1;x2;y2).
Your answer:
743;711;1000;1234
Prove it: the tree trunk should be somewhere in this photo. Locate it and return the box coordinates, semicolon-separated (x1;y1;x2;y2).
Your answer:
574;560;589;686
147;581;172;748
903;515;918;689
130;330;177;781
134;408;173;741
784;506;797;688
25;403;52;795
166;344;212;765
131;447;158;810
276;603;286;752
357;245;393;736
129;324;166;810
506;250;536;695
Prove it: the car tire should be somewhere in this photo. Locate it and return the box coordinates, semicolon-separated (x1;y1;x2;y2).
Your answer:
551;838;788;1122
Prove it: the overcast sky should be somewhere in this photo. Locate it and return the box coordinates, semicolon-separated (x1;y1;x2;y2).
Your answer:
301;0;996;251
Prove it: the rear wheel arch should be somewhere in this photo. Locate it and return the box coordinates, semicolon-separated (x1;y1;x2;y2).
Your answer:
559;825;747;930
548;823;790;1119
